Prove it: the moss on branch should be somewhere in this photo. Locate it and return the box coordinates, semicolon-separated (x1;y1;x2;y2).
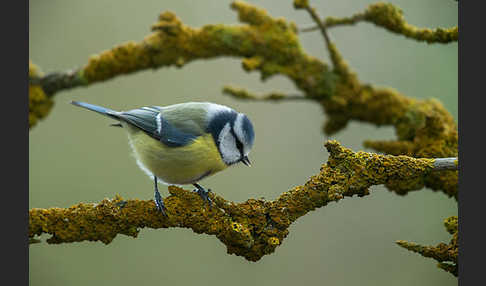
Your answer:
80;1;334;101
301;2;458;44
222;85;305;101
396;216;458;276
30;140;451;262
362;3;458;44
29;62;54;128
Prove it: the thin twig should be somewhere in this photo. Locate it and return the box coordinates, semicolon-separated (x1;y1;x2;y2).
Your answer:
222;86;308;101
433;158;458;171
301;2;351;76
300;14;365;32
303;6;332;52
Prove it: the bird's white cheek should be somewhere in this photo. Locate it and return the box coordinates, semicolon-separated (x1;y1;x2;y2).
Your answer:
218;123;240;165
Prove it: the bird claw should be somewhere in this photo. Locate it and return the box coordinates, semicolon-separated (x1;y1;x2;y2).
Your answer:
193;184;213;208
115;200;128;208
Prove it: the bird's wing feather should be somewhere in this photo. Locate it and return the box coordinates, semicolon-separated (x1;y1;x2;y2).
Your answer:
119;107;159;135
119;107;198;147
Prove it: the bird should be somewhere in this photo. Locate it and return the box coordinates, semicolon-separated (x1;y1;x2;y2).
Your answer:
71;101;255;216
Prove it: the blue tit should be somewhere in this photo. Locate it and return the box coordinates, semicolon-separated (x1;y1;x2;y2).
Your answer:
71;101;255;216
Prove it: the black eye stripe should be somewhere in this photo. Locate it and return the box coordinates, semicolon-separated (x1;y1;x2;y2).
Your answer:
230;128;244;156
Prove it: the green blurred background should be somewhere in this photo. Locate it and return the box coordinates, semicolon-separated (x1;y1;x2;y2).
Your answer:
29;0;458;285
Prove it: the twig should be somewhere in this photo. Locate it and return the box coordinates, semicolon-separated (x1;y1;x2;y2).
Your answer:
300;13;365;32
222;86;307;101
29;70;86;96
296;1;352;77
396;216;458;276
433;158;458;171
303;6;332;50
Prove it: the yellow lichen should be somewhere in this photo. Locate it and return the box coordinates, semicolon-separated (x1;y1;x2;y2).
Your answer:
222;85;296;101
29;140;444;262
293;0;309;9
29;61;54;129
363;3;458;44
396;215;458;276
268;237;280;245
77;1;334;100
241;56;263;71
306;2;458;45
444;216;458;235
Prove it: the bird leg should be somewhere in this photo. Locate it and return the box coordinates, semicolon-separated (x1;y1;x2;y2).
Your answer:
154;176;167;216
193;183;212;208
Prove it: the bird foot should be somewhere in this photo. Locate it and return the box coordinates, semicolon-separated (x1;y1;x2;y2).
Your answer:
115;200;128;208
154;189;168;216
193;184;213;208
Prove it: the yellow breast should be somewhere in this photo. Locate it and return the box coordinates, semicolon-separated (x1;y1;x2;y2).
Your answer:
125;126;227;185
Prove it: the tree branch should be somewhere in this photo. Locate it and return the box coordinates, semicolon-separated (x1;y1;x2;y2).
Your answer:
396;216;458;276
29;140;455;261
299;2;458;44
222;85;306;101
294;0;351;77
294;0;332;53
29;62;54;128
433;158;458;171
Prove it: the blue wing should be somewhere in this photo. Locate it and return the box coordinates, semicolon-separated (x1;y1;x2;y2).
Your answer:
119;106;198;147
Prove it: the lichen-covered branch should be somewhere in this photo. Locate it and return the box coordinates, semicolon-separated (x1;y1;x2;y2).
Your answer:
300;2;458;44
396;216;458;276
29;140;454;261
29;62;54;128
29;1;335;100
222;85;306;101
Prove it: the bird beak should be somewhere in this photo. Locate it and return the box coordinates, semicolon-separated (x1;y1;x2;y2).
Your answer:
241;156;251;167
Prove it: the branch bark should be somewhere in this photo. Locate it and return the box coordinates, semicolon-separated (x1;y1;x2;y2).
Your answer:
29;140;455;262
396;216;458;276
433;158;458;171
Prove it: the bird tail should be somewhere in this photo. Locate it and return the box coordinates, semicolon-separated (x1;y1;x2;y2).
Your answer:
71;101;121;121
